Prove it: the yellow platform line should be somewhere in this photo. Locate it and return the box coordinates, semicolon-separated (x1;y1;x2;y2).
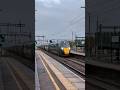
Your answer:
37;52;60;90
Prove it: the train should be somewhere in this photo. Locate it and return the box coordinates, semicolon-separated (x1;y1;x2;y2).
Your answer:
41;40;71;56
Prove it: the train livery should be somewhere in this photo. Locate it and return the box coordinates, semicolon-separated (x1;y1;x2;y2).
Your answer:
41;40;71;56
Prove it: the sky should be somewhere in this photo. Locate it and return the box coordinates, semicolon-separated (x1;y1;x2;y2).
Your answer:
35;0;85;40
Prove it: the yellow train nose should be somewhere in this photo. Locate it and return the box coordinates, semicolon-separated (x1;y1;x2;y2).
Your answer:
63;48;70;55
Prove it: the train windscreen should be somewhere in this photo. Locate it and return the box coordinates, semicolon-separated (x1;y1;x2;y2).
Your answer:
60;41;70;47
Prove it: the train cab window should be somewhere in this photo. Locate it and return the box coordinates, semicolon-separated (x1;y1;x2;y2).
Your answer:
60;41;70;47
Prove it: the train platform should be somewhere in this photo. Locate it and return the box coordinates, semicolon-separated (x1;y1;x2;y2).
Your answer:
70;50;85;56
0;57;34;90
36;50;85;90
35;52;56;90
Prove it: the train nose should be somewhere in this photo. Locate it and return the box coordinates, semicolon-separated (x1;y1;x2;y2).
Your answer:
63;47;70;55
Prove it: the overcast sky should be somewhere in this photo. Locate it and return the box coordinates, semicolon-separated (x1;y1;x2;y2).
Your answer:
35;0;85;40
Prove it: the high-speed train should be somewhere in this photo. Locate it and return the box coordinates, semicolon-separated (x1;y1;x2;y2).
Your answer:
41;40;71;56
48;40;71;56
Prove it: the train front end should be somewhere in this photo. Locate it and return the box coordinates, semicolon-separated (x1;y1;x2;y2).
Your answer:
61;47;70;55
60;41;71;56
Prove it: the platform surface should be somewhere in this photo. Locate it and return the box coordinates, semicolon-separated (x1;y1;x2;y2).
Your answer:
35;53;56;90
36;50;85;90
0;57;35;90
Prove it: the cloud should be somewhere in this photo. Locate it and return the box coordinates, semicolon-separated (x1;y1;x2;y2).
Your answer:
36;0;61;7
35;0;85;39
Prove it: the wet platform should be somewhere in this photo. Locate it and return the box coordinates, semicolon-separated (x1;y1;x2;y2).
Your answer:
35;52;56;90
36;50;85;90
0;57;34;90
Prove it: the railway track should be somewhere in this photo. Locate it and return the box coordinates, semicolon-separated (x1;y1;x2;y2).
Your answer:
41;49;85;79
66;57;85;67
70;53;85;61
60;58;85;79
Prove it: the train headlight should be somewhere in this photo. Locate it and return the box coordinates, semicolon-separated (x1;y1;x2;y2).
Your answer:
68;47;70;50
61;47;64;50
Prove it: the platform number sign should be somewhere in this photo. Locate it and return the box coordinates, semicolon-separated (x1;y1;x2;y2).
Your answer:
0;34;5;47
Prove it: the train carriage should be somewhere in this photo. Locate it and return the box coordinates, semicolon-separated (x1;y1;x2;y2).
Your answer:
48;40;71;56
